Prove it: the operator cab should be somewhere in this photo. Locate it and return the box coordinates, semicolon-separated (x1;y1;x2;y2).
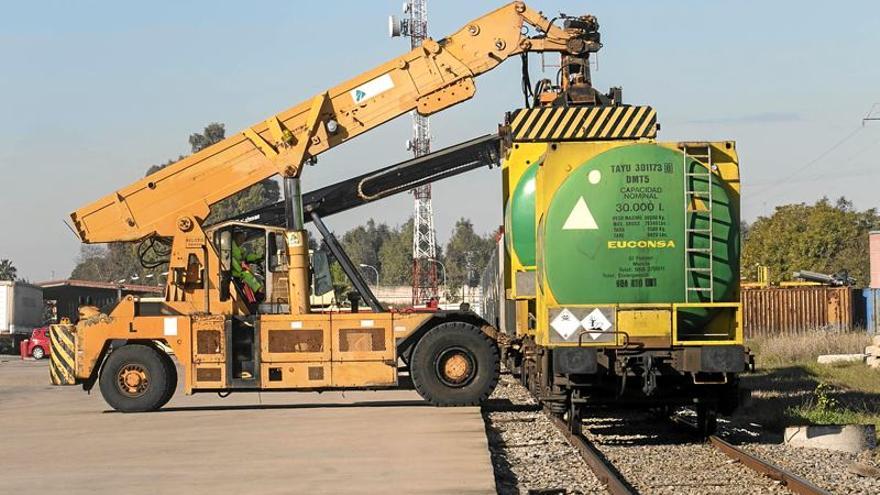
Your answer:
208;221;334;315
207;221;335;383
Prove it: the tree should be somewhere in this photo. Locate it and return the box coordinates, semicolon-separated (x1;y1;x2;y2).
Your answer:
378;219;415;285
443;218;496;291
0;259;17;281
340;219;392;277
70;244;161;284
189;123;225;153
328;259;351;299
70;245;112;281
742;197;880;284
205;177;280;224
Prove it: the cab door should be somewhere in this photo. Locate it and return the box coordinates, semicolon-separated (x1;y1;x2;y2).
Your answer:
191;314;227;389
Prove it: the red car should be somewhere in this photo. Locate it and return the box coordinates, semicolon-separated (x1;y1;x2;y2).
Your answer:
20;327;50;360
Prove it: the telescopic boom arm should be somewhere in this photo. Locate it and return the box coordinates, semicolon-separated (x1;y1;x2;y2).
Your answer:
223;134;501;228
70;2;600;244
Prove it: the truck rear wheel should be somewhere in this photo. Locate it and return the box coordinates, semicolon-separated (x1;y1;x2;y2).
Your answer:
99;344;172;412
410;322;499;406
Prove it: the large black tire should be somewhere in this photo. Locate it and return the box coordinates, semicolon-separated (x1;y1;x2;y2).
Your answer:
99;344;172;412
156;352;178;409
410;322;499;406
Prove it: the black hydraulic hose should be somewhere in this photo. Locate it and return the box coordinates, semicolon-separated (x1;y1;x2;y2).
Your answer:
520;53;533;108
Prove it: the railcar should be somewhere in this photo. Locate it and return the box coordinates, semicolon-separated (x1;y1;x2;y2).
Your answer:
481;106;748;434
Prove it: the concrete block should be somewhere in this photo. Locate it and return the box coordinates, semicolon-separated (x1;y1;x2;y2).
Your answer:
865;345;880;357
817;354;866;365
873;334;880;347
785;424;876;453
848;462;880;478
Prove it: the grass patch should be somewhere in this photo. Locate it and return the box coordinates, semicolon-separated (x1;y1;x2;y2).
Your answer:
739;331;880;437
786;382;880;434
748;330;870;367
803;361;880;394
787;404;879;426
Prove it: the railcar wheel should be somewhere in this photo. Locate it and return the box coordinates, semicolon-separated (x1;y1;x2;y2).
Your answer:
99;344;172;412
410;322;499;406
567;398;583;435
696;404;718;437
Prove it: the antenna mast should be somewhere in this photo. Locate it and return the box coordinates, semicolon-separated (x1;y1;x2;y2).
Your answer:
391;0;439;305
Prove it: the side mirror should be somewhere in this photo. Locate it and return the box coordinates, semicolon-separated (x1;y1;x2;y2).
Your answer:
312;250;333;296
218;230;232;301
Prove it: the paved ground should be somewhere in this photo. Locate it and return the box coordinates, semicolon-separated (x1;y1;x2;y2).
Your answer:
0;357;496;494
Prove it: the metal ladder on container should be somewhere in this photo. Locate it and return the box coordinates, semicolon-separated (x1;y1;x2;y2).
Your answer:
683;144;715;303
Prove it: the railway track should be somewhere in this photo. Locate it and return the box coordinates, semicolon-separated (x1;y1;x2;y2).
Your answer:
486;371;842;494
545;409;832;495
707;435;831;495
547;414;636;495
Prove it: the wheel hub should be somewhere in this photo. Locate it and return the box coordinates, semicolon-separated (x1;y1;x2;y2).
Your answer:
443;353;470;382
117;364;149;397
437;348;476;387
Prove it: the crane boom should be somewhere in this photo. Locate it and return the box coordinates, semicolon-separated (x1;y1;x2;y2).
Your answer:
224;134;501;227
69;1;600;244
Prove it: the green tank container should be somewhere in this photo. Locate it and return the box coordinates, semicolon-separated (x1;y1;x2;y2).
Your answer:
540;144;739;311
504;161;540;267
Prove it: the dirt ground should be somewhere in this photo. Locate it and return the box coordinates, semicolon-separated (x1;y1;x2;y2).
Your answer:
0;357;496;495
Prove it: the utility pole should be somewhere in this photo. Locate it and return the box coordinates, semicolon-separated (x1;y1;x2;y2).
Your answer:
390;0;439;306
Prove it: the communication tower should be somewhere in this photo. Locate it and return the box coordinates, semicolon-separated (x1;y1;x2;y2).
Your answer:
390;0;439;305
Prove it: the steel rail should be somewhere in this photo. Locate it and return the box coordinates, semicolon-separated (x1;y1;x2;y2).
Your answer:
708;435;832;495
547;415;636;495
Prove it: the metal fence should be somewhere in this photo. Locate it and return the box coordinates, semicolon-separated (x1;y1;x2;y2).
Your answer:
742;287;855;338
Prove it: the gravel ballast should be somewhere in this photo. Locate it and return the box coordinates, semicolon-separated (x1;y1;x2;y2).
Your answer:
579;412;789;495
742;443;880;495
484;373;604;494
484;371;879;494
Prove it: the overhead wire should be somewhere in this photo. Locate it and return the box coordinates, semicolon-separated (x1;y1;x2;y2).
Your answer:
747;131;880;187
746;125;864;198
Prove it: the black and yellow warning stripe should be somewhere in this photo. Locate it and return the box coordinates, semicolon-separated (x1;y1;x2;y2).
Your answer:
49;325;77;385
509;105;657;142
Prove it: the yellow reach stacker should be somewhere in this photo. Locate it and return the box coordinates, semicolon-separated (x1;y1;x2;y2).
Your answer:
50;2;604;411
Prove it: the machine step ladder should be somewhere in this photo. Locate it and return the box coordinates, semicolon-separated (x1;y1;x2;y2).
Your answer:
683;144;715;303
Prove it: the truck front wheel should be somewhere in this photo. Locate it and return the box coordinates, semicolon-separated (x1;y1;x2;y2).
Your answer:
410;322;499;406
99;344;173;412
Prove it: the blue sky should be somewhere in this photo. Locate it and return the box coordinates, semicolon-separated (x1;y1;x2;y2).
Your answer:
1;0;879;281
